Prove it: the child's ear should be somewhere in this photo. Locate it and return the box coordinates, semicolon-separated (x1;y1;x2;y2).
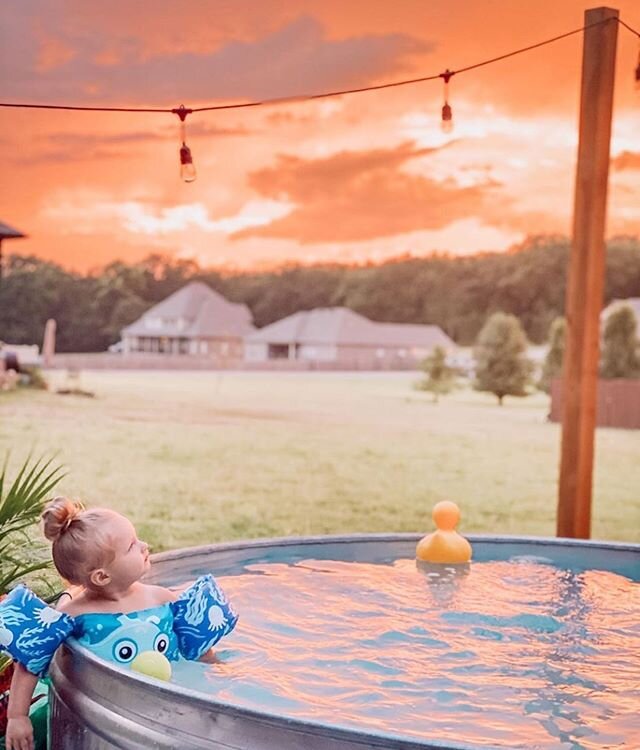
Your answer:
89;569;111;588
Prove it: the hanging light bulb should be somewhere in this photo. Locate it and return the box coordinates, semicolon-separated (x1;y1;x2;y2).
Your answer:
440;69;454;133
441;102;453;133
172;104;196;183
180;143;197;183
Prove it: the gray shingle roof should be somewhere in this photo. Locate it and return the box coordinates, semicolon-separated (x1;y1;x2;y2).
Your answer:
246;307;454;348
123;281;255;338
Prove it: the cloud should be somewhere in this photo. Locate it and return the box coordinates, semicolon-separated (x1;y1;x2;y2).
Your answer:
38;124;250;148
2;14;429;105
169;218;525;271
35;36;76;72
9;121;253;164
43;131;165;146
185;122;253;138
42;196;293;236
234;141;501;242
612;151;640;171
11;148;128;165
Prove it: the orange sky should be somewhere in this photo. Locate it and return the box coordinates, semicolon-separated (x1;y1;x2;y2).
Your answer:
1;0;638;272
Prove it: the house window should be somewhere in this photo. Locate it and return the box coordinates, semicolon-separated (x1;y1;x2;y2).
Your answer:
268;344;289;359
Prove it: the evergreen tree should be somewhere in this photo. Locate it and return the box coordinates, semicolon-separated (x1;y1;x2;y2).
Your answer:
600;304;640;378
474;312;532;405
539;317;566;393
417;346;456;402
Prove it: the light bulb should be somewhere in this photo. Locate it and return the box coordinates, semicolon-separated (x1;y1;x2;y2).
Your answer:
441;102;454;133
439;69;455;134
180;143;197;183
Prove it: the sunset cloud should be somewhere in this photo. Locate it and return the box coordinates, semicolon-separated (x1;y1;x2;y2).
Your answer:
1;0;637;273
42;196;293;236
235;142;501;242
11;121;254;164
2;13;429;104
612;151;640;171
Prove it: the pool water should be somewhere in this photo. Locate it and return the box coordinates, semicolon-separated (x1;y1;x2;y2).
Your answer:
171;555;639;750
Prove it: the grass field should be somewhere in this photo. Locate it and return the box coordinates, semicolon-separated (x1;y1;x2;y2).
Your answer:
1;371;638;551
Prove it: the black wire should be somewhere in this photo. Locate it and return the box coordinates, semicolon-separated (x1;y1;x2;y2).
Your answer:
0;102;169;113
618;18;640;37
0;15;628;117
454;18;615;75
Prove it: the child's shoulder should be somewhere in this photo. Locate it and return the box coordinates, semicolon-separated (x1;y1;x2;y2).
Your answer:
54;584;177;617
143;583;178;606
55;589;90;617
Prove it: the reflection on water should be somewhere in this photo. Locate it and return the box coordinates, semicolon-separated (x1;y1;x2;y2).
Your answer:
172;558;640;749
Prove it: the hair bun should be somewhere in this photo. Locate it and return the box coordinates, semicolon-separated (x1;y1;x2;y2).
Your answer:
41;497;84;542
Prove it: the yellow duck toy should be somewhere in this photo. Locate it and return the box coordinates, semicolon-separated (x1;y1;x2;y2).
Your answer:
416;501;472;564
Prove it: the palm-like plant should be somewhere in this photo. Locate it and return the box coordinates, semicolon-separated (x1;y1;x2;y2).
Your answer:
0;454;66;675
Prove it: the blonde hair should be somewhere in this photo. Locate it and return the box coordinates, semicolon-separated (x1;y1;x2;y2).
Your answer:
41;497;118;585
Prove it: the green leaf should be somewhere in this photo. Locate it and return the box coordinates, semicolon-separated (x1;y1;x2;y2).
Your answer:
0;453;65;596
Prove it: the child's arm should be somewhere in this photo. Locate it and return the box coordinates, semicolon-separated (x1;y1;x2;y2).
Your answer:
198;648;219;664
5;662;38;750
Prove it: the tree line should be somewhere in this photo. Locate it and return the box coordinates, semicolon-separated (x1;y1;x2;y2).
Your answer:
0;234;639;353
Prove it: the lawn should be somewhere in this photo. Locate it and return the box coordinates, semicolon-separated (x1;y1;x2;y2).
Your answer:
0;370;638;551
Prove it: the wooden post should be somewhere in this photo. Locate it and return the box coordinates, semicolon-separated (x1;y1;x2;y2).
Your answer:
557;7;618;538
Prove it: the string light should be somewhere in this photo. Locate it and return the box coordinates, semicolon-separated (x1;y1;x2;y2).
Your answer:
440;70;454;133
172;105;196;183
0;15;636;180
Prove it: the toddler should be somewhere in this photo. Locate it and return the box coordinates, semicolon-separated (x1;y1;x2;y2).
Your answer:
1;497;237;750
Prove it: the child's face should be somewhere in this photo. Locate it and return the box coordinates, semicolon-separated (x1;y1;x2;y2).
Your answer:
101;513;150;589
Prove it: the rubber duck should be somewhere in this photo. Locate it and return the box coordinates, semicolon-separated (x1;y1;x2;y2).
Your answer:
416;501;472;564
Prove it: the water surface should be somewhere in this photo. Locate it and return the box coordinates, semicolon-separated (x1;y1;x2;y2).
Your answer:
172;556;639;749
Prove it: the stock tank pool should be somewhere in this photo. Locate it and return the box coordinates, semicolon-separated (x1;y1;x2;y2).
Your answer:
49;535;640;750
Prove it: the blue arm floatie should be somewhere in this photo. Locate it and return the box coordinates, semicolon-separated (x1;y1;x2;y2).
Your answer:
170;575;238;660
0;586;75;676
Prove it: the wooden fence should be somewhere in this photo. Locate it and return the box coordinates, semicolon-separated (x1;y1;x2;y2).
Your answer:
550;378;640;429
45;353;420;372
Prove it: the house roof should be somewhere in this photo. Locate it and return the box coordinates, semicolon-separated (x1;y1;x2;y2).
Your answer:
123;281;255;339
601;298;640;320
245;307;454;349
0;221;26;240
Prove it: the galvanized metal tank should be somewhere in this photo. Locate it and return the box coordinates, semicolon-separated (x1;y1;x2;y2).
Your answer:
48;534;639;750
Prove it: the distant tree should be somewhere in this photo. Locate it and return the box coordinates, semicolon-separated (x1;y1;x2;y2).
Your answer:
539;317;566;393
474;312;532;405
600;304;640;379
416;346;456;402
